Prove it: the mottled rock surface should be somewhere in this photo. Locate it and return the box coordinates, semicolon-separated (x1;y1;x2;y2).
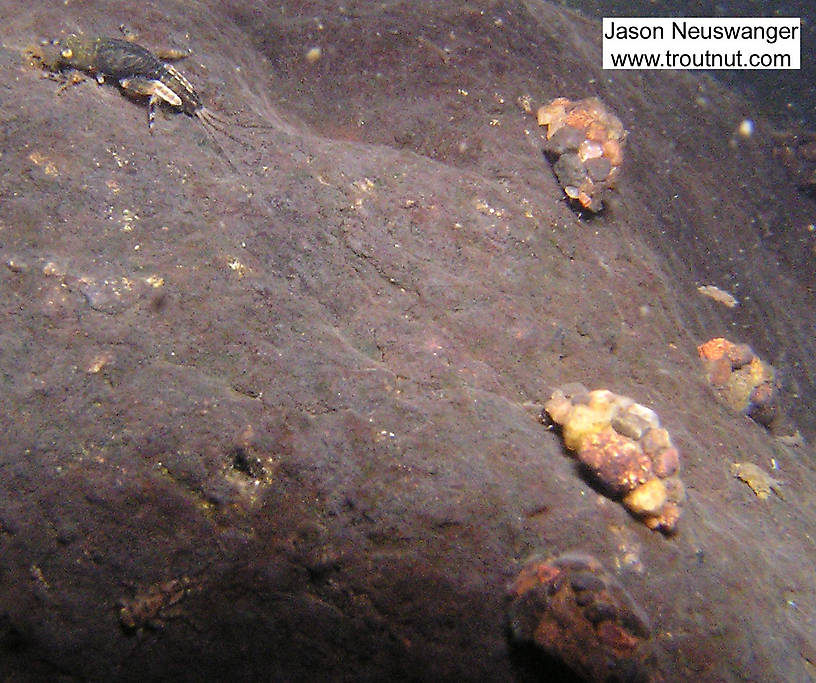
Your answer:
1;1;815;680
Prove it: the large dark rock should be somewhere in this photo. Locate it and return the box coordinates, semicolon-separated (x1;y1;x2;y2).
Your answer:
1;1;815;679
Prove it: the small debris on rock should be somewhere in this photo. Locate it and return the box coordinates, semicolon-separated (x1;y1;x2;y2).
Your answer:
508;552;656;681
697;284;739;308
118;577;198;632
698;337;784;431
535;97;625;212
771;127;816;199
731;462;784;500
542;384;684;533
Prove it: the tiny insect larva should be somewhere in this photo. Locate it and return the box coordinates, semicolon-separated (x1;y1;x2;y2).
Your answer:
27;31;244;169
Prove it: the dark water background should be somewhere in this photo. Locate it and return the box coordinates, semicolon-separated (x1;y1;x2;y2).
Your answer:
561;0;815;129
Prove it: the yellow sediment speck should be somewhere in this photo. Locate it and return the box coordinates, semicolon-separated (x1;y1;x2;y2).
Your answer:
120;209;139;232
86;352;114;374
516;94;532;114
473;198;504;217
42;261;63;277
228;258;247;277
28;152;59;176
352;177;376;194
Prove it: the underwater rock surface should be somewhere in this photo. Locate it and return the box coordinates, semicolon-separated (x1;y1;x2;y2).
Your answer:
1;0;815;680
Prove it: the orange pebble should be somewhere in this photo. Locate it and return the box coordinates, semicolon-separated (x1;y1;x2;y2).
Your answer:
585;121;608;142
697;337;731;361
602;139;624;167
